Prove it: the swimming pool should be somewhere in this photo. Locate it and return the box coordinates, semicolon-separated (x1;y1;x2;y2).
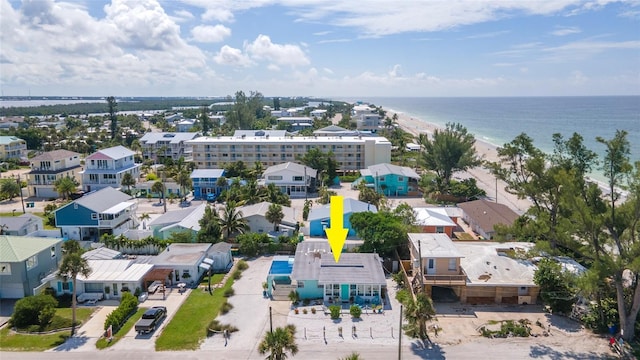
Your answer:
269;257;294;275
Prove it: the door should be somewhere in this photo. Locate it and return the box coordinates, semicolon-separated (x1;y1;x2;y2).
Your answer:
341;284;350;302
427;258;436;275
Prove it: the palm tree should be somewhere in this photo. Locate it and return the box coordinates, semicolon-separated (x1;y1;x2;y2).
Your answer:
197;205;222;243
242;179;263;205
174;170;192;198
258;325;298;360
340;353;362;360
402;292;436;342
120;172;136;193
139;213;151;230
265;203;284;232
220;201;248;239
54;176;78;200
252;161;264;180
58;240;91;335
151;180;166;213
0;178;20;200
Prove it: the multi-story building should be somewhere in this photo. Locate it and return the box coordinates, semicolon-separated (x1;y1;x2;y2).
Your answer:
27;150;82;198
0;136;27;161
352;104;381;132
188;130;391;172
139;132;199;163
81;146;141;192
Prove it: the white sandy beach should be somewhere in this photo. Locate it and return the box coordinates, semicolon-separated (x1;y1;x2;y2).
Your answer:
389;110;533;214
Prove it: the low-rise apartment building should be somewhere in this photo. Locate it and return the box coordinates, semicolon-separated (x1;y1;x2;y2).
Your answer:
188;130;391;172
139;132;199;163
0;136;27;161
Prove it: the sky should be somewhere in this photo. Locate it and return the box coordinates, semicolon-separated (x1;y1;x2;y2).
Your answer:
1;0;639;98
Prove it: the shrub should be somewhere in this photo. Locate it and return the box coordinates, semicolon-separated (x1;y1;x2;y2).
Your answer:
288;290;299;303
207;320;238;337
237;260;249;271
302;309;308;314
38;305;56;328
223;288;235;297
10;294;58;328
220;301;233;315
104;292;138;332
350;305;362;319
329;305;341;320
232;270;242;280
311;308;317;314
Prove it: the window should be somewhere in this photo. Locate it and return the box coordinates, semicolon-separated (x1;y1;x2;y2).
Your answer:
91;213;98;220
267;175;283;180
448;258;457;271
397;176;404;182
62;282;70;290
293;176;304;181
436;226;444;233
297;281;304;288
26;255;38;270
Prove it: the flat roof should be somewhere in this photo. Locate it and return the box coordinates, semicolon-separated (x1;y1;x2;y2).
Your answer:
456;242;536;286
408;233;463;258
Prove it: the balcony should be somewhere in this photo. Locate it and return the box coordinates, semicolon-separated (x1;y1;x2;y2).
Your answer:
422;269;468;286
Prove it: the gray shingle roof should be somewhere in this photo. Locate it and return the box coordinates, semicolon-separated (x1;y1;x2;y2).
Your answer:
361;163;420;179
238;202;297;225
95;145;135;159
0;214;42;232
263;162;317;178
307;198;377;221
458;199;519;233
30;150;80;162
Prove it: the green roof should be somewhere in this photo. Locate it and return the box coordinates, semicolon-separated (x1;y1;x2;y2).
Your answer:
0;236;62;262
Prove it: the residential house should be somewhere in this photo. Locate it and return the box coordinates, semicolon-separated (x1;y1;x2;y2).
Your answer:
0;235;63;298
455;242;539;305
54;187;138;241
27;149;82;198
414;207;458;237
313;125;373;137
150;243;215;285
148;203;207;241
176;119;196;132
191;169;226;200
357;163;420;196
238;202;297;236
272;241;386;303
457;199;520;240
310;109;327;118
0;136;27;162
260;162;317;198
408;233;467;299
135;180;182;198
188;130;391;171
139;132;199;163
276;117;314;132
81;145;141;193
43;257;154;300
352;105;381;132
203;242;233;273
0;214;44;236
307;198;377;237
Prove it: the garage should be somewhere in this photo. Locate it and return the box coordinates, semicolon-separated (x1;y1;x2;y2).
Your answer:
0;282;25;299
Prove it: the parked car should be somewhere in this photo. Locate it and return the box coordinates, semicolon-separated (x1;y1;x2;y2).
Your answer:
135;306;167;334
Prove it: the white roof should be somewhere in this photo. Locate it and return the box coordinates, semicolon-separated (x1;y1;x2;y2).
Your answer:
263;162;317;178
140;132;199;144
238;202;297;225
103;201;135;215
362;163;420;179
456;242;537;286
191;169;225;179
80;259;153;282
96;145;135;159
408;233;462;258
414;207;456;227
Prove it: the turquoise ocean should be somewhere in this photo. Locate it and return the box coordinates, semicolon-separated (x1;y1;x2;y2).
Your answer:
342;96;640;183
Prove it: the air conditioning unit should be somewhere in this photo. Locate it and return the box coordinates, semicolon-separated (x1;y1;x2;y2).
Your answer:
518;296;531;305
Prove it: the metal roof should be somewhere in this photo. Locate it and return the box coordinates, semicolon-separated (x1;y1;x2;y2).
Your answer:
408;233;463;258
362;163;420;179
414;207;457;227
307;198;376;222
190;169;225;179
87;145;135;160
0;236;62;262
72;187;133;213
80;259;153;282
263;162;317;178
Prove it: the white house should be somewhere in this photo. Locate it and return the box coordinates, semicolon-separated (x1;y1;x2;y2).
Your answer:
237;201;298;236
27;149;82;198
260;162;317;198
81;145;141;193
0;214;44;236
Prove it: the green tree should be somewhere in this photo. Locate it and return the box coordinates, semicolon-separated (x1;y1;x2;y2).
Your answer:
242;178;263;205
258;325;298;360
120;172;136;193
138;213;151;230
533;258;576;313
174;170;192;198
0;178;20;200
58;240;92;335
107;96;118;140
10;294;58;329
350;211;409;257
200;105;211;135
54;176;78;200
238;232;269;257
266;203;284;232
418;123;481;194
168;229;194;243
151;180;166;213
401;292;436;341
220;201;248;239
197;205;222;243
263;183;291;206
302;199;312;221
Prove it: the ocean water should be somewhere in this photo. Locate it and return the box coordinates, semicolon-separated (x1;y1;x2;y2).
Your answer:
345;96;640;183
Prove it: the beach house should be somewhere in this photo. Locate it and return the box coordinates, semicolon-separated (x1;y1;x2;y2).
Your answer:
237;201;298;236
190;169;226;200
81;145;141;193
457;199;520;240
307;198;377;237
260;162;317;198
357;163;421;196
27;149;82;198
147;203;207;241
0;136;27;162
139;132;199;163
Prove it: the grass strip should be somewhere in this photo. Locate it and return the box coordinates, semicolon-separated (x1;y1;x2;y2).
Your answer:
155;276;234;351
95;307;146;349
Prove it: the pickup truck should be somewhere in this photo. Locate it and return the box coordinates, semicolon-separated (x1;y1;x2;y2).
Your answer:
135;306;167;334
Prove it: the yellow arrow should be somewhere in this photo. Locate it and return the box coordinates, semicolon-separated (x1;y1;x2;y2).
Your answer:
325;195;348;263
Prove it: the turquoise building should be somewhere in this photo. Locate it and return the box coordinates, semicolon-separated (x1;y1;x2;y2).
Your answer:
355;163;420;196
307;198;376;237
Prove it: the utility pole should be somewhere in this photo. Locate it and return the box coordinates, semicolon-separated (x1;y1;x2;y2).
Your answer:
16;175;25;214
398;304;403;360
269;306;273;333
495;176;498;203
418;240;424;290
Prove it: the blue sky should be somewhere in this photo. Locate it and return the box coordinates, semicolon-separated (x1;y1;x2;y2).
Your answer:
1;0;639;97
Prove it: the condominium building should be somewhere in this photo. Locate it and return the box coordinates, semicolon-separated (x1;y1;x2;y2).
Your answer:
27;149;82;198
188;130;391;172
81;146;141;192
0;136;27;161
139;132;199;162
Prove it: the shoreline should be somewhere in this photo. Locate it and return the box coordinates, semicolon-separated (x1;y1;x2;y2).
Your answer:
387;110;533;214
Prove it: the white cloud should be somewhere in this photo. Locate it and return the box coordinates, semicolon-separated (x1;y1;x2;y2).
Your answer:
388;64;402;78
550;26;581;36
214;45;253;67
464;30;510;39
313;30;332;36
191;24;232;43
323;67;334;75
245;34;310;67
569;70;588;85
172;9;194;22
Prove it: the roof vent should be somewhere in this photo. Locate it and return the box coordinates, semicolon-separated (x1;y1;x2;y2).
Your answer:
255;130;265;136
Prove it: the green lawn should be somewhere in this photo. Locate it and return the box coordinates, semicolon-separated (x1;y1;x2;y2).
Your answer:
0;307;95;351
199;273;225;286
95;308;146;349
155;276;234;351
